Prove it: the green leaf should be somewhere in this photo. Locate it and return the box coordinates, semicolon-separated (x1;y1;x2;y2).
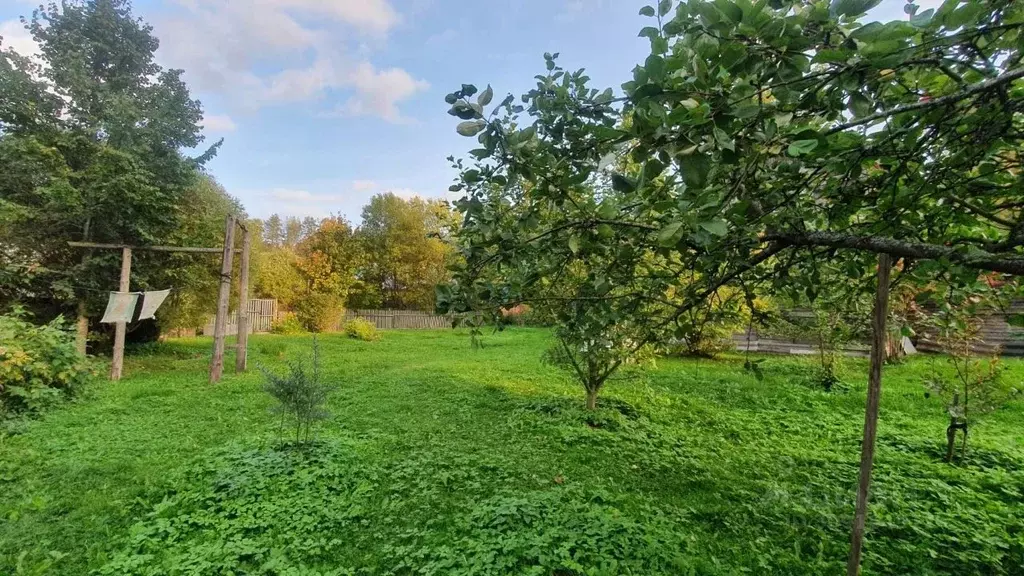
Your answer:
699;219;729;236
848;91;873;118
680;98;700;110
787;139;818;156
659;0;673;17
444;93;458;105
645;55;666;81
611;174;636;193
595;88;615;105
658;221;686;247
457;120;486;137
520;125;537;140
679;152;711;188
477;85;494;107
639;6;656;17
461;84;478;97
568;235;581;254
714;0;743;23
829;0;882;17
714;127;735;151
910;8;934;26
450;102;478;120
730;104;760;119
639;26;660;39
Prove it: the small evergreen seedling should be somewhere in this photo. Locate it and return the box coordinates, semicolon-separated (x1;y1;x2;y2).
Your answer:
259;337;335;445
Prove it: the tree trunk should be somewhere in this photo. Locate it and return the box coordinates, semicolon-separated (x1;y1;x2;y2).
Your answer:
945;421;958;463
75;299;89;356
847;253;893;576
585;388;598;411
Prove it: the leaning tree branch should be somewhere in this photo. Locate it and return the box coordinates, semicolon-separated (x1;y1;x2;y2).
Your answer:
825;67;1024;136
767;230;1024;275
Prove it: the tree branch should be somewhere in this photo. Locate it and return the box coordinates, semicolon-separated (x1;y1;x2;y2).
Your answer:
767;231;1024;275
825;67;1024;136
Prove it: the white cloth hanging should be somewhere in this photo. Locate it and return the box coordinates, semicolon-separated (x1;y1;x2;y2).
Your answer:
100;290;172;323
100;292;140;324
138;290;171;321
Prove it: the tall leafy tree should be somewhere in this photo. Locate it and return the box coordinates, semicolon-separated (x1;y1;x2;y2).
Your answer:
441;0;1024;571
353;193;457;310
442;0;1024;382
0;0;222;345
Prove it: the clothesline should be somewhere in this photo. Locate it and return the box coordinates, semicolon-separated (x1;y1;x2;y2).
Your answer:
100;289;172;324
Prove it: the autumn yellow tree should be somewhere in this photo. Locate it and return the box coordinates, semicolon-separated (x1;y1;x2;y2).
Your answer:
351;193;457;310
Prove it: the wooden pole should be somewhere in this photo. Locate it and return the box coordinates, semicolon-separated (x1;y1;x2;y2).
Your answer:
76;300;89;356
235;227;251;373
110;247;132;381
847;253;893;576
68;241;241;254
75;219;93;356
209;215;236;383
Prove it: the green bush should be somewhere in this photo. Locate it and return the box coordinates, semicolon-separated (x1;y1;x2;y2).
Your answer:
344;317;380;341
0;312;96;419
293;293;344;333
270;313;306;335
259;338;335;444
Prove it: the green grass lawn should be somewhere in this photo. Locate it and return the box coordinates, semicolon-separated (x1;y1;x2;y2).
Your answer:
2;328;1023;575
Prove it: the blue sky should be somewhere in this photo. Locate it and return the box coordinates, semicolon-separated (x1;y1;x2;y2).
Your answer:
0;0;938;223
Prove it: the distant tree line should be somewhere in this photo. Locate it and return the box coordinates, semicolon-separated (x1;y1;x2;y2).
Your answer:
250;193;458;332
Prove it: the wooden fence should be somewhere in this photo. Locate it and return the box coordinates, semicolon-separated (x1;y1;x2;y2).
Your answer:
342;309;454;330
202;299;278;336
733;304;1024;358
732;329;872;357
915;308;1024;357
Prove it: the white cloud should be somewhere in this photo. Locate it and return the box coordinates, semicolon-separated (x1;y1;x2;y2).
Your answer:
277;0;399;34
388;188;422;200
268;189;345;204
202;113;237;133
340;63;430;123
352;180;378;191
0;19;40;59
154;0;426;122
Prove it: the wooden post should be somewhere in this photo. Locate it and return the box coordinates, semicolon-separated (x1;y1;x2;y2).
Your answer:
110;247;132;381
235;227;251;373
847;253;893;576
76;300;89;356
76;218;92;356
210;215;236;383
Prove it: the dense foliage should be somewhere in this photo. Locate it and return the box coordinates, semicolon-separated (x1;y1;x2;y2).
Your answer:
350;193;459;310
439;0;1024;403
2;330;1022;574
0;312;95;419
251;194;458;320
0;0;231;343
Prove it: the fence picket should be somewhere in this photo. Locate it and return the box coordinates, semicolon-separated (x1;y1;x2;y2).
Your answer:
341;309;453;331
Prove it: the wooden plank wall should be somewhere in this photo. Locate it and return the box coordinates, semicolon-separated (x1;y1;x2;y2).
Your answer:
914;311;1024;357
342;309;454;330
735;305;1024;358
733;328;872;357
202;299;278;336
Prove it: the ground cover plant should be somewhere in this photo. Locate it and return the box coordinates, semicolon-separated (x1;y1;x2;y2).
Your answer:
1;329;1023;575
